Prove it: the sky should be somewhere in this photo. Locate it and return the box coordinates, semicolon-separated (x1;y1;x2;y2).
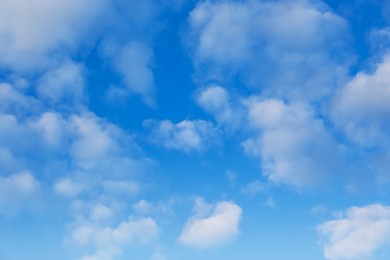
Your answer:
1;0;390;259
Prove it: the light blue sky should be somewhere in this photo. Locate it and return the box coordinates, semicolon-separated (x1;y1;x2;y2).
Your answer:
1;0;390;259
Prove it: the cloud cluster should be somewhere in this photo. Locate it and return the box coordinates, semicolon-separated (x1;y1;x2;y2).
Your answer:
179;198;242;248
69;213;158;260
0;171;40;215
0;0;107;71
195;85;242;130
144;119;220;152
332;55;390;149
318;204;390;260
0;79;155;258
243;97;344;187
188;0;350;101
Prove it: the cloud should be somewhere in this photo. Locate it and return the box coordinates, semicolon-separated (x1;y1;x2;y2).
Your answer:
0;83;40;115
0;171;40;214
132;199;174;217
318;204;390;260
187;0;350;101
69;216;158;260
36;60;85;104
69;113;118;171
241;180;266;196
179;198;242;249
144;119;219;152
264;197;276;208
243;97;344;187
109;41;156;106
330;55;390;182
150;252;168;260
0;0;107;71
31;112;67;146
0;0;160;104
331;55;390;149
54;178;83;197
195;85;242;130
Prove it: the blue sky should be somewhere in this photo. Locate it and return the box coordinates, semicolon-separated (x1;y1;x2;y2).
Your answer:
1;0;390;259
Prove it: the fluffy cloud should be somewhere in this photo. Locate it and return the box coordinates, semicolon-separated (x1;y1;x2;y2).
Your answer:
36;60;85;104
330;55;390;182
243;97;344;187
188;0;349;101
318;204;390;260
144;119;219;152
195;85;242;130
0;0;160;104
0;171;40;214
179;198;242;248
69;216;158;260
0;83;40;115
30;112;67;147
54;178;83;197
109;41;156;105
0;0;107;71
332;55;390;149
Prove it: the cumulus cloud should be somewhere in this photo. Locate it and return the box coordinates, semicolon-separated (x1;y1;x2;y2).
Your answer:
69;216;158;260
0;171;40;214
36;60;85;104
243;97;344;187
69;113;117;170
318;204;390;260
195;85;242;130
0;0;107;71
31;112;67;146
330;55;390;182
332;55;390;149
54;178;83;198
188;0;349;101
144;119;219;152
110;42;156;105
179;198;242;248
0;83;40;115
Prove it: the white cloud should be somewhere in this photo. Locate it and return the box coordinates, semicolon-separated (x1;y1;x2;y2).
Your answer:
0;0;107;71
195;85;242;130
331;55;390;149
243;97;344;187
132;199;174;217
0;83;39;115
241;180;266;196
179;198;242;249
69;216;158;260
144;119;219;152
90;204;115;222
110;41;156;106
133;200;154;216
318;204;390;260
0;171;40;214
0;113;37;154
36;60;85;104
68;112;146;177
150;252;168;260
188;0;349;101
54;178;83;197
31;112;67;146
69;113;116;171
